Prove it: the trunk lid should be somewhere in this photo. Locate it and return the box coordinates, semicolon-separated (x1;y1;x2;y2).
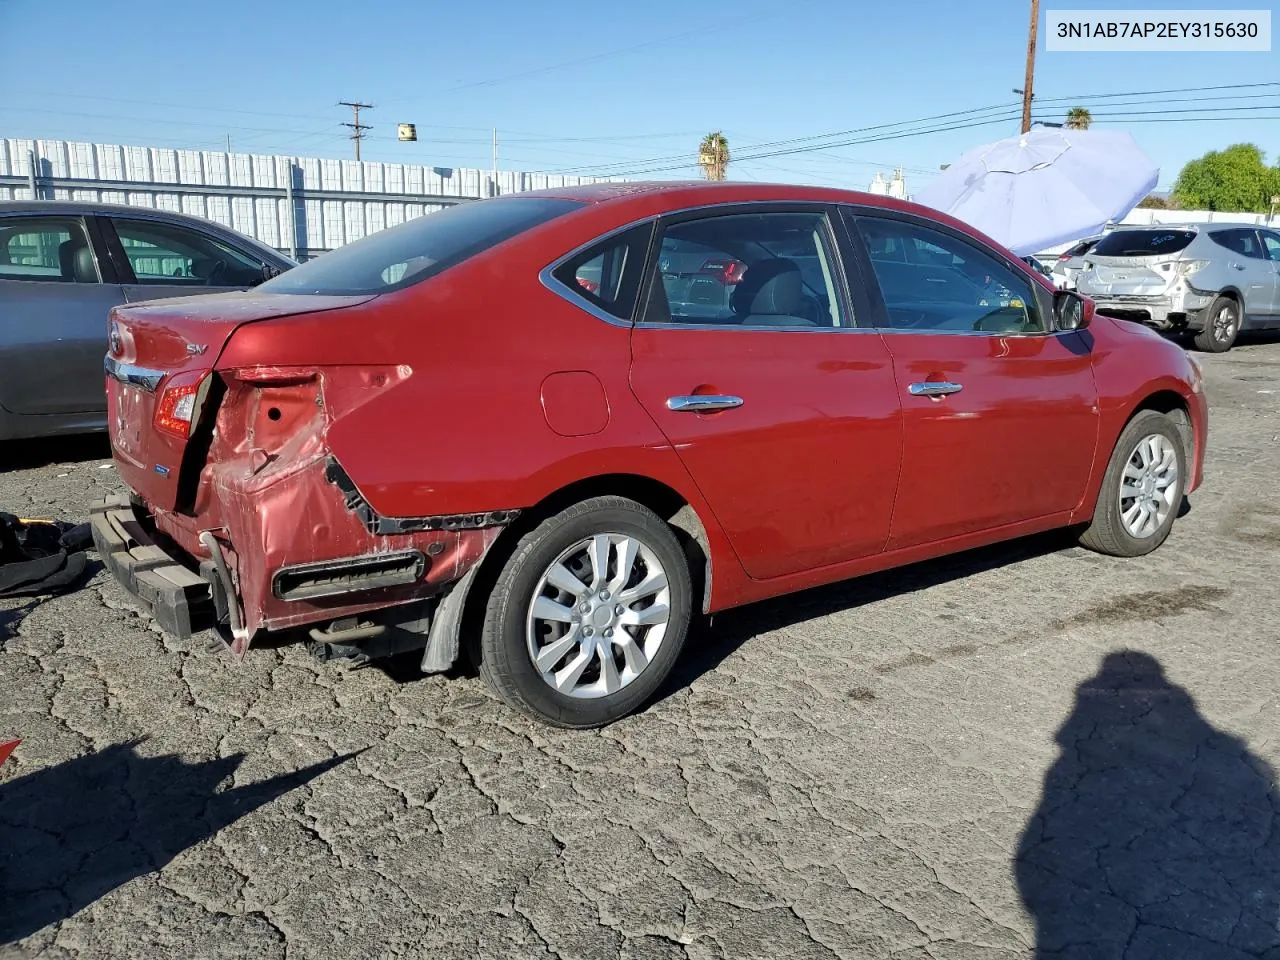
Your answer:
106;291;372;510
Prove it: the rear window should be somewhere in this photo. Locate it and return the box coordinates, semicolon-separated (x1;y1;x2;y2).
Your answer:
260;197;583;295
1064;238;1098;257
1091;229;1197;257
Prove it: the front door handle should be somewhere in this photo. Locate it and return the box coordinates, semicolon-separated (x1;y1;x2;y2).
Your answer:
666;395;743;412
908;381;963;398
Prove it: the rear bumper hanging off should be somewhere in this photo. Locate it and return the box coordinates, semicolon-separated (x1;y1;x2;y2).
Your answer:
90;496;214;638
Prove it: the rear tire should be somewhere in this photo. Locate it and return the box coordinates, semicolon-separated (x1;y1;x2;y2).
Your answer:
1192;295;1240;352
1079;410;1186;558
477;496;692;728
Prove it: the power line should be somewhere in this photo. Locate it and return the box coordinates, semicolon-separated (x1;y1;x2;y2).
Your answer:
379;1;818;105
548;102;1024;175
1034;80;1280;105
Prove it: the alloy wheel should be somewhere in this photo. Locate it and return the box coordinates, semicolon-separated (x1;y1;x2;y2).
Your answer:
525;533;671;699
1118;434;1180;538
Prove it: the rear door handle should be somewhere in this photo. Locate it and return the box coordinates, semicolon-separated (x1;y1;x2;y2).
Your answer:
666;395;743;412
908;381;963;398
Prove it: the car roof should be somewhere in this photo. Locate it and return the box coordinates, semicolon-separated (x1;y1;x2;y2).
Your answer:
0;198;239;225
507;180;1015;253
525;179;930;214
1109;222;1258;232
0;199;295;264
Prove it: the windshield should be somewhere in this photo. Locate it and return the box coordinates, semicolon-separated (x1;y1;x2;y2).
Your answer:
261;197;583;295
1091;229;1197;258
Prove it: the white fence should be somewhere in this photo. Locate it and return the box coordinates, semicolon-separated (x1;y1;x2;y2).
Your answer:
0;139;621;260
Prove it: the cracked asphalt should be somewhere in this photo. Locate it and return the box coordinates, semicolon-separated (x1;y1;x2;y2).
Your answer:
3;339;1280;960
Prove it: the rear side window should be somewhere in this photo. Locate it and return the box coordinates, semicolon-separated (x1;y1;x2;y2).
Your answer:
1065;239;1097;257
550;223;652;321
1091;230;1196;257
0;217;97;283
261;197;583;296
1209;229;1265;259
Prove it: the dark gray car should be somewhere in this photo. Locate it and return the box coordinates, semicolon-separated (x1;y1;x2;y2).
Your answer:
0;200;296;442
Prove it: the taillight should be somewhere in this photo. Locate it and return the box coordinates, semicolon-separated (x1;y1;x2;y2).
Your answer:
154;381;200;439
576;276;600;294
1057;254;1071;262
699;259;747;284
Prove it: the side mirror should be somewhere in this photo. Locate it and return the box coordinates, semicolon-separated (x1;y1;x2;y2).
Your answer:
1054;290;1091;331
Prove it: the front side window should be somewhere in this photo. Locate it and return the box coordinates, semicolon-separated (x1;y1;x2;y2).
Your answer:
1261;231;1280;262
111;218;266;286
854;216;1045;335
641;211;849;328
0;217;97;283
262;197;583;296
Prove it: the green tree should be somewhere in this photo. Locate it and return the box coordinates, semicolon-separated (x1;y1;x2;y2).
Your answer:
1064;107;1092;130
698;132;730;182
1171;144;1280;212
1137;194;1176;210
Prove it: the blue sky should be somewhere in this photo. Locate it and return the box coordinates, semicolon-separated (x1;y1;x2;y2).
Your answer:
1;0;1275;192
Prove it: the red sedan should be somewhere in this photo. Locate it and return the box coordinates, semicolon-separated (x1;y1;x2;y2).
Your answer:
92;182;1207;728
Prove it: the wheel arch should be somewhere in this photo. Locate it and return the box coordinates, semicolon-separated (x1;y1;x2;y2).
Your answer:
424;472;719;676
1130;389;1193;466
1072;386;1196;526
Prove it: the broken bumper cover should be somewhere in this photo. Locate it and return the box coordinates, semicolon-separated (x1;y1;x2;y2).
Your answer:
90;496;214;638
1087;290;1215;329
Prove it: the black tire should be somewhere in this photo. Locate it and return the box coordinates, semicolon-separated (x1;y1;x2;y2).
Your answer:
477;496;692;728
1192;295;1240;353
1079;410;1187;558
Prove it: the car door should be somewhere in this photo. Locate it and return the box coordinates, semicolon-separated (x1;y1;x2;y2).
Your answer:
101;215;272;303
1212;228;1274;324
844;209;1099;551
626;205;903;580
1257;229;1280;324
0;213;126;416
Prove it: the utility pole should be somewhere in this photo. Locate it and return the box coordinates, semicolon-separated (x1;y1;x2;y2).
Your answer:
1020;0;1040;133
492;128;498;197
339;101;374;161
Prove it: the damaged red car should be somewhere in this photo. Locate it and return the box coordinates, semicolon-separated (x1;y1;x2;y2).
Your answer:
93;182;1207;727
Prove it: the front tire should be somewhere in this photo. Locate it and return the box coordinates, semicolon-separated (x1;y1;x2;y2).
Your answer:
477;496;692;728
1079;410;1186;558
1192;295;1240;352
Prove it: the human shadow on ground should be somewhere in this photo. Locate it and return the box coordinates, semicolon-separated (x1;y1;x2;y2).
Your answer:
0;741;358;944
1015;650;1280;958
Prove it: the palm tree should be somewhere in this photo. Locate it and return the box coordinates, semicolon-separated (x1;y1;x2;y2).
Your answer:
1064;107;1092;130
698;132;730;181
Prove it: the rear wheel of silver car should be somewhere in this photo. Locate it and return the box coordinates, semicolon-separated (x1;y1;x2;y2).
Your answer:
478;496;692;728
1079;410;1186;558
1193;296;1240;353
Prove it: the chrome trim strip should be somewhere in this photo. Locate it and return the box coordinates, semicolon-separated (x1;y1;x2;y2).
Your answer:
666;394;744;412
104;355;165;393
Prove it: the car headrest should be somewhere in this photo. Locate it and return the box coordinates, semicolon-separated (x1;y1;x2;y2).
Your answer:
731;258;802;316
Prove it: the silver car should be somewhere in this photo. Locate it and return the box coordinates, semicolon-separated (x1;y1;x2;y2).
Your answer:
0;201;295;441
1049;235;1103;290
1076;223;1280;352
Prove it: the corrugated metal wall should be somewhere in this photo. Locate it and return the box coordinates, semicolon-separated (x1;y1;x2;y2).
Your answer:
0;139;621;259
